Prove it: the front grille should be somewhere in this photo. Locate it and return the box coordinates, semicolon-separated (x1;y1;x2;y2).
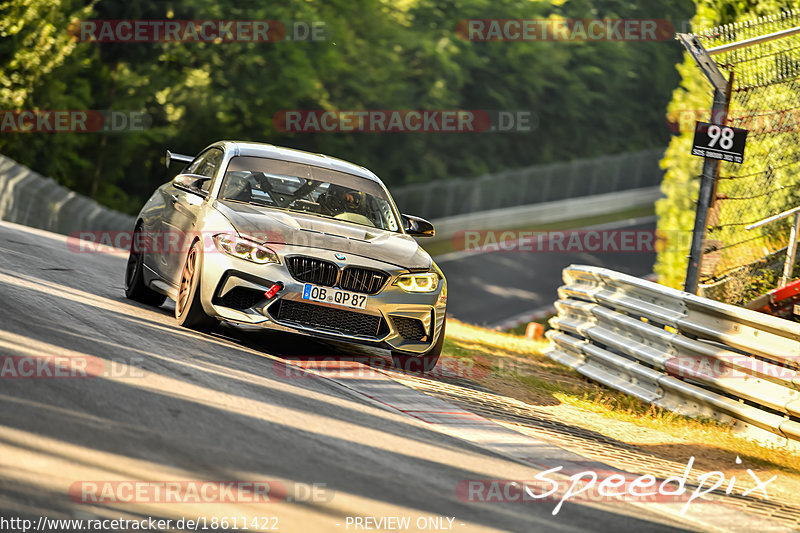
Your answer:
286;256;338;287
271;300;385;337
286;256;389;295
392;316;427;341
214;287;265;310
339;267;389;295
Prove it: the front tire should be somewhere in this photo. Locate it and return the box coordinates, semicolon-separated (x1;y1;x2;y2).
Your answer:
175;240;216;330
125;225;167;306
391;316;446;374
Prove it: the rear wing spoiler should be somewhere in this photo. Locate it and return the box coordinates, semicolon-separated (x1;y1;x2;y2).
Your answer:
165;150;193;168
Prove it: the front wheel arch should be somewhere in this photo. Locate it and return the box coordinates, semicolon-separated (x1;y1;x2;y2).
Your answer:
124;221;166;306
391;316;446;373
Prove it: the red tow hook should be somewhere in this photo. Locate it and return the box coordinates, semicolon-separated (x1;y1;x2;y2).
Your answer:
264;282;283;300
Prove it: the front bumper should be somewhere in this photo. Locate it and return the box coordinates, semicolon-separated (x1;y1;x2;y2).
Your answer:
199;245;447;355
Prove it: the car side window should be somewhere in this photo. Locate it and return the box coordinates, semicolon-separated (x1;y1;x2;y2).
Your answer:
185;148;223;192
197;149;223;179
185;153;206;175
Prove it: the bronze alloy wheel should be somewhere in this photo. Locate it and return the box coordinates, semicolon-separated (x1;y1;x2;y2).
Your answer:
176;246;197;318
175;241;216;329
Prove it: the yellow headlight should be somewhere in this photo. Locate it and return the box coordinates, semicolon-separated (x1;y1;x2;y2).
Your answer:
213;234;279;265
395;273;439;293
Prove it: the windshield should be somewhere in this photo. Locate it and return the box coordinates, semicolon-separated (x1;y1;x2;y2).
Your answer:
218;156;401;232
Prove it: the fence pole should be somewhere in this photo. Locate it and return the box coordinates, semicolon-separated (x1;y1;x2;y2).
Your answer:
684;88;731;293
780;212;800;286
677;33;732;294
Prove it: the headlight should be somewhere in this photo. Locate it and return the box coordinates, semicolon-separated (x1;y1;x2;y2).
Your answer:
213;234;279;264
394;272;439;293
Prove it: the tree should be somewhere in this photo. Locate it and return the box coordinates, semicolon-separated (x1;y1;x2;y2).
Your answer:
1;0;695;216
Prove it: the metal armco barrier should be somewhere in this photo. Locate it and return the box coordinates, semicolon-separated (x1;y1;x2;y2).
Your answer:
0;154;134;234
391;148;663;221
545;264;800;444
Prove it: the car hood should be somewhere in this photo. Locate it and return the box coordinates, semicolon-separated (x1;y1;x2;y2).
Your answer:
214;200;432;270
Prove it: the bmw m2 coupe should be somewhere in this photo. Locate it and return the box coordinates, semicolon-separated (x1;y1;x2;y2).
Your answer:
125;141;447;371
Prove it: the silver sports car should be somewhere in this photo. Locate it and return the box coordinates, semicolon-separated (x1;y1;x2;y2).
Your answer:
125;141;447;372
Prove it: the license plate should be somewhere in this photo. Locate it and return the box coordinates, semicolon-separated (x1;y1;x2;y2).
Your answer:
302;284;368;309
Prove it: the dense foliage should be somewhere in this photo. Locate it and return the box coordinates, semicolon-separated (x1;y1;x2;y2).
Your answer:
2;0;692;214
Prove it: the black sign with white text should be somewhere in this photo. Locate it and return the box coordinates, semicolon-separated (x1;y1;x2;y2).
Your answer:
691;121;747;164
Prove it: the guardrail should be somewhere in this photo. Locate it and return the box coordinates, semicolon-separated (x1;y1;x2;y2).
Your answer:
0;154;134;235
545;264;800;446
391;148;664;221
429;186;661;242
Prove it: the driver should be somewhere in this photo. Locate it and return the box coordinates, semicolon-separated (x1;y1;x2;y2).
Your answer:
221;172;252;203
321;184;365;215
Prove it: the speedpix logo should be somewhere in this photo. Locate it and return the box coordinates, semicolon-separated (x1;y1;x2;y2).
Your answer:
458;456;776;516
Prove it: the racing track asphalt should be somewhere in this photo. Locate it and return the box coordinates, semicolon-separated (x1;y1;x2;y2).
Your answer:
0;221;691;532
437;217;657;327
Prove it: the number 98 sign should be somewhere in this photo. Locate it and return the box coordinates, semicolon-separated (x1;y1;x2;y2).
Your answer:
691;121;747;164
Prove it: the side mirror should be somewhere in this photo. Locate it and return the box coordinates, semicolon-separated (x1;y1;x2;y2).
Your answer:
173;173;211;197
402;214;435;238
166;149;194;168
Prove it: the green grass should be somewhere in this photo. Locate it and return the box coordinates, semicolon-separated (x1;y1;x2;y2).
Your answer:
506;313;555;336
441;318;800;480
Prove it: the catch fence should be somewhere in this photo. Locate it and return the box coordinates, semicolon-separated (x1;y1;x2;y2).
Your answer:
691;13;800;302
